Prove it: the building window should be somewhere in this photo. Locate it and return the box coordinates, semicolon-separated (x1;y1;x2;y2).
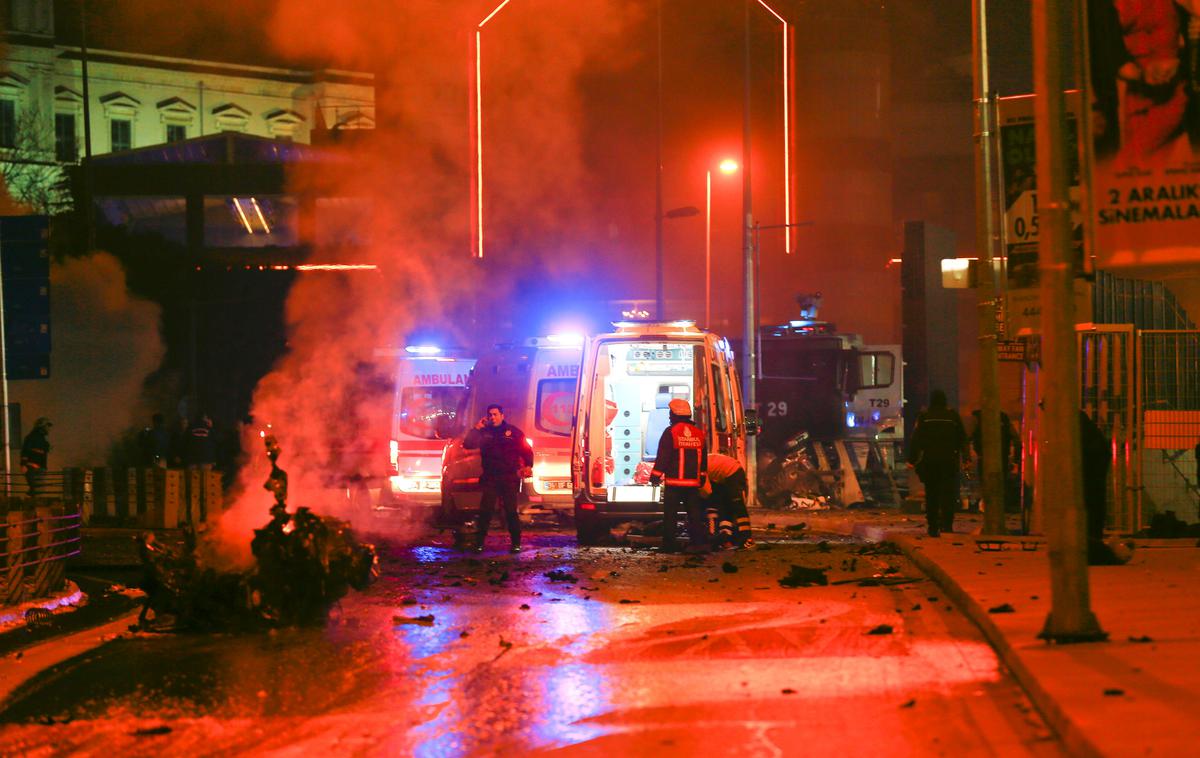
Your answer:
166;124;186;143
55;113;77;162
0;100;16;148
110;118;131;152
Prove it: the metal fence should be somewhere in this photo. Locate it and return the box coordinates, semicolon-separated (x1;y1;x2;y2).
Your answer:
1137;330;1200;525
1;501;81;604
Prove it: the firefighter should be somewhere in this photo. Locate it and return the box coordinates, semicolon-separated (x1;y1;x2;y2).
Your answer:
702;452;753;550
20;417;52;496
650;399;708;554
906;390;968;536
464;404;533;553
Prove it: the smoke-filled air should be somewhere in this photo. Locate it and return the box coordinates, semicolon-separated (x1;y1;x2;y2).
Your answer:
211;1;644;560
12;254;164;467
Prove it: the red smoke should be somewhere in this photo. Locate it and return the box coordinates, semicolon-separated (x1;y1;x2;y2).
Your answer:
214;1;644;558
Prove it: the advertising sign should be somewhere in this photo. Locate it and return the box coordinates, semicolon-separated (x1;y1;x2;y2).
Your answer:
1090;0;1200;268
996;95;1092;336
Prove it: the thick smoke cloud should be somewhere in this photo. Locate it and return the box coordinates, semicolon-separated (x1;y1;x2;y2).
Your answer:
214;1;644;555
11;254;164;467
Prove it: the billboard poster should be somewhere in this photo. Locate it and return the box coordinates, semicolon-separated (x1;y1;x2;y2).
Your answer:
996;94;1092;337
1089;0;1200;268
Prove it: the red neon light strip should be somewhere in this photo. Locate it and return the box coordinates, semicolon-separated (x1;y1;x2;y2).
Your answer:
757;0;791;253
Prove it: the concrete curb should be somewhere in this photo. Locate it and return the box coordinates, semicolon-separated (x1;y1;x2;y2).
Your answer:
887;534;1104;758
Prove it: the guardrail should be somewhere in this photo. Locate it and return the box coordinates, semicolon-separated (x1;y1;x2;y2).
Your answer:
1;502;81;604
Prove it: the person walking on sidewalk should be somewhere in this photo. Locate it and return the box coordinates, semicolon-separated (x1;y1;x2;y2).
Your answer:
907;390;968;537
464;403;533;553
702;452;753;549
650;399;708;553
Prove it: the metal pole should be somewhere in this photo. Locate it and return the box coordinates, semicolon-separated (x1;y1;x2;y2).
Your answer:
1033;0;1105;643
706;169;712;329
742;0;757;504
654;0;665;319
80;0;95;252
0;238;9;496
973;0;1005;536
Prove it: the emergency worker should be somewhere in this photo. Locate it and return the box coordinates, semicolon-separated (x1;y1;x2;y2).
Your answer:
650;399;708;553
906;390;968;537
20;417;51;496
464;404;533;553
702;452;753;549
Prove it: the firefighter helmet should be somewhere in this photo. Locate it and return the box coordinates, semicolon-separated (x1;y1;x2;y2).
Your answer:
668;398;691;417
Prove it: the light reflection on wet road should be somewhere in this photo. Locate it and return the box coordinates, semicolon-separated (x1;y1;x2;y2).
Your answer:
0;528;1062;756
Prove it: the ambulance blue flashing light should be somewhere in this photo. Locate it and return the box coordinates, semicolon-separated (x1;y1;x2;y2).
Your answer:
405;345;442;355
846;412;857;428
545;333;584;346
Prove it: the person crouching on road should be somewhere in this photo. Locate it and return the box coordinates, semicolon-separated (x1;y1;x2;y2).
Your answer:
702;452;753;550
650;399;708;554
464;403;533;554
906;389;968;537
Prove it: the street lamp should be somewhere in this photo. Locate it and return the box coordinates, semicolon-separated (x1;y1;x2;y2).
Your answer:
707;159;739;329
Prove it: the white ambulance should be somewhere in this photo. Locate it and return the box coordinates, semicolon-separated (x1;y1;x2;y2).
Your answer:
439;335;583;524
378;345;475;510
570;321;754;544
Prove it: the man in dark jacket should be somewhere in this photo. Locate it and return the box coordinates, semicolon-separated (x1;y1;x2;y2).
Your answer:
650;399;708;553
464;404;533;553
21;417;52;496
907;390;968;537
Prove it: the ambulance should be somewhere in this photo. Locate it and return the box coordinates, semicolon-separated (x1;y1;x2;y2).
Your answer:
439;335;584;523
377;345;475;510
570;321;754;544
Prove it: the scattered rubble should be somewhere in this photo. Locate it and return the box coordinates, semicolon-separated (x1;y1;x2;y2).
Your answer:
778;565;829;588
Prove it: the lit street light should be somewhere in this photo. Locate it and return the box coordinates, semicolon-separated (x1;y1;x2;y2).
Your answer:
707;159;738;329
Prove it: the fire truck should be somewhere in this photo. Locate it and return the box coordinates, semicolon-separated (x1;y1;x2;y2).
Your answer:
754;295;904;507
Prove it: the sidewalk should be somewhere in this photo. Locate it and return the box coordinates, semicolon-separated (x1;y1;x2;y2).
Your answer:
760;505;1200;758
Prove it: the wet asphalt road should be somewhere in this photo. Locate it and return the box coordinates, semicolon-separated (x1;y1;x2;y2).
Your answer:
0;525;1063;756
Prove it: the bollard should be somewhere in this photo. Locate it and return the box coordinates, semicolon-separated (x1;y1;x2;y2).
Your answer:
2;510;29;604
80;468;95;525
124;468;139;522
204;470;224;521
141;468;158;527
188;470;203;523
32;505;64;596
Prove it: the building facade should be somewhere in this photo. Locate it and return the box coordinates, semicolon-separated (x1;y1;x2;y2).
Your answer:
1;0;374;212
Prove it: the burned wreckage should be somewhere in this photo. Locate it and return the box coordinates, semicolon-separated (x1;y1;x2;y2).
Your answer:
137;435;378;630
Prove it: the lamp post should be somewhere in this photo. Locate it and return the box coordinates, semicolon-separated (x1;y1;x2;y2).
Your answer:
706;159;739;330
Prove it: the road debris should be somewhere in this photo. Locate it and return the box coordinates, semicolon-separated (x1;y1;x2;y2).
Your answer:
867;624;894;635
778;565;828;588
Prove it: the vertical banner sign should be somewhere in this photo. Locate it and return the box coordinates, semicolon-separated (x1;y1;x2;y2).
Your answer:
1090;0;1200;268
997;94;1091;337
0;216;51;380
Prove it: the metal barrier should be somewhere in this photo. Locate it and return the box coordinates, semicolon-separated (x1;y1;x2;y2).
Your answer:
1;468;224;528
1138;330;1200;524
1;502;81;604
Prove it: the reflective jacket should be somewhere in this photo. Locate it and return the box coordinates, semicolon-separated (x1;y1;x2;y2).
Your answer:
651;418;707;488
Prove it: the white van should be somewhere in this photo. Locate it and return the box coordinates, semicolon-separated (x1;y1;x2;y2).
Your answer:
377;347;475;510
570;321;752;543
439;335;583;524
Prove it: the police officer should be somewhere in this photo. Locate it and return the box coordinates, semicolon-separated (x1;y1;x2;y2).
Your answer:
464;404;533;553
650;399;708;553
21;417;51;496
906;390;968;536
703;452;753;549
